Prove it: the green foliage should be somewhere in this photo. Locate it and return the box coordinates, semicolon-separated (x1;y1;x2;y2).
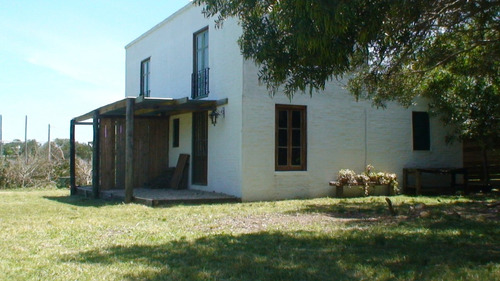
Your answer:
53;138;93;161
196;0;500;146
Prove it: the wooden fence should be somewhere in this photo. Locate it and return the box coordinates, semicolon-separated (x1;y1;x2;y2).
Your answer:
463;140;500;187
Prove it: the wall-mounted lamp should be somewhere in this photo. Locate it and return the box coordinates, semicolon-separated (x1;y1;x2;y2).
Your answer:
209;107;225;126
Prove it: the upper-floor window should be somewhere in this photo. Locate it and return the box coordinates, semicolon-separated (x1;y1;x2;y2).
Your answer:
192;28;209;99
412;111;430;151
276;105;307;171
140;58;150;97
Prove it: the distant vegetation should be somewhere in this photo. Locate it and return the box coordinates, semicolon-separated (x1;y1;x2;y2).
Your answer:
0;139;92;188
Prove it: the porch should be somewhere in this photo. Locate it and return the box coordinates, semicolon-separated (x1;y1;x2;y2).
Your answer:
76;186;240;207
70;96;228;203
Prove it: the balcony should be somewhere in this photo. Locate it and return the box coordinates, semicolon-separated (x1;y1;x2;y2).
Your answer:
191;68;209;99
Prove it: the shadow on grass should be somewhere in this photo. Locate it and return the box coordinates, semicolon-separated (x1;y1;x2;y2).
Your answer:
62;229;500;281
43;195;123;208
295;195;500;221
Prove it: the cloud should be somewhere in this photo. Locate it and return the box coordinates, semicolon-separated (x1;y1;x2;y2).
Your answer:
25;32;124;92
0;14;125;96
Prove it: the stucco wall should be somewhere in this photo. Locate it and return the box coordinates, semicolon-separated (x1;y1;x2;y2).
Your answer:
241;62;463;201
125;3;244;197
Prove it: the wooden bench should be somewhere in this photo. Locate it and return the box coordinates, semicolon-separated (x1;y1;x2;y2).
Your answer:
146;154;190;189
403;168;467;195
464;165;500;193
170;154;190;190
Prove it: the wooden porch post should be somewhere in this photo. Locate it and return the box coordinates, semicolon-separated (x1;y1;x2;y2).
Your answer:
124;98;134;203
92;111;100;199
70;119;77;196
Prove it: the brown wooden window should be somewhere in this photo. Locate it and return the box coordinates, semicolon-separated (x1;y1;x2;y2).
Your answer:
276;105;307;171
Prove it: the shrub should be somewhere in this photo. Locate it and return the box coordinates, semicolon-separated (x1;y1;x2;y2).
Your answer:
0;140;91;188
334;165;399;195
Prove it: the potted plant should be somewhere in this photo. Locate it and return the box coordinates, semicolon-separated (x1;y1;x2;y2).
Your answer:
332;165;399;197
364;165;399;195
333;169;370;197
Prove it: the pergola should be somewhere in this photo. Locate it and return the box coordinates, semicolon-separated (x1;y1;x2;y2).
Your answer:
69;96;228;202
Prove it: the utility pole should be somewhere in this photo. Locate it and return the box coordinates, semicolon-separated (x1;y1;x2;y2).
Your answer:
0;114;3;158
25;115;28;164
48;124;51;162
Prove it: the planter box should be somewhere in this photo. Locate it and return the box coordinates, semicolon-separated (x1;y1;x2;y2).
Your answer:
335;185;365;198
369;184;392;196
334;184;392;198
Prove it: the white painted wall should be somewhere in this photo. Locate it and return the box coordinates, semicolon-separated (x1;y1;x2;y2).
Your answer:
126;3;462;201
125;3;244;197
241;62;462;201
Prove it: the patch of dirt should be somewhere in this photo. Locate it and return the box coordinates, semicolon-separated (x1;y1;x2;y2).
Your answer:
204;212;385;234
198;198;500;234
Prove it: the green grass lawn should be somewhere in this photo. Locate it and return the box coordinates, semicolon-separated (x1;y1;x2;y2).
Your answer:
0;189;498;280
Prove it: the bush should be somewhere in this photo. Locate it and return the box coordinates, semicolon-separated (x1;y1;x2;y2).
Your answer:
0;140;91;188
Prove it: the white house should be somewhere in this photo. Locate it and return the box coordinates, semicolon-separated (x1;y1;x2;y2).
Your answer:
71;2;462;201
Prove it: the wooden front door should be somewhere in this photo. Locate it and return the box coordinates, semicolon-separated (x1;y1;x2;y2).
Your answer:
192;111;208;185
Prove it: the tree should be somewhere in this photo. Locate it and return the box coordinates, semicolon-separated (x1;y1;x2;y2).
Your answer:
53;138;92;161
196;0;499;180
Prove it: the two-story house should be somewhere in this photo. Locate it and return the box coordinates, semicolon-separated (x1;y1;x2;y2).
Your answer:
70;2;462;201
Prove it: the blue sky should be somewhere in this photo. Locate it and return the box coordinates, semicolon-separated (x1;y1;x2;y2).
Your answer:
0;0;191;143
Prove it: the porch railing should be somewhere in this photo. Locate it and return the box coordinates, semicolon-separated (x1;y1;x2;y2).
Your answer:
191;68;209;99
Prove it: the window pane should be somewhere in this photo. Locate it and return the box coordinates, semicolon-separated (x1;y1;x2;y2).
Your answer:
203;48;209;69
278;110;287;128
196;30;208;71
291;148;301;165
278;129;288;147
197;35;203;50
292;110;301;128
278;148;288;166
197;49;202;69
292;129;301;146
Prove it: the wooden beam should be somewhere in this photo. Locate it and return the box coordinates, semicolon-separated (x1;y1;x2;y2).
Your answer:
216;98;229;106
92;111;100;199
73;111;94;123
73;98;129;122
99;99;128;116
70;119;77;196
124;98;135;203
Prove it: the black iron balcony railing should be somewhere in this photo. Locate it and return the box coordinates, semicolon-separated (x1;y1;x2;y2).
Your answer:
191;67;209;99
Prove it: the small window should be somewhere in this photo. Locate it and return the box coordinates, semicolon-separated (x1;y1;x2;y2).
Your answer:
173;118;180;148
276;105;307;171
412;111;430;151
140;58;150;97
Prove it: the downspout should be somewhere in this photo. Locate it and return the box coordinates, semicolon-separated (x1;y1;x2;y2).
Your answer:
364;108;368;168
